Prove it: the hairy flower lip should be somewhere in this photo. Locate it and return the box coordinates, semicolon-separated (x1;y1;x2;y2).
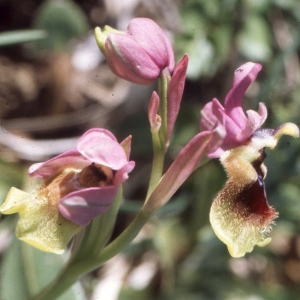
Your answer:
210;145;276;258
210;121;299;257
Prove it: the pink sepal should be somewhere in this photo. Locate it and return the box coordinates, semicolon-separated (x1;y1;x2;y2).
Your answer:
166;54;189;145
59;186;119;226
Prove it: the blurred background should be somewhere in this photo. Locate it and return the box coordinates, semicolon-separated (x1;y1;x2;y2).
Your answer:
0;0;300;299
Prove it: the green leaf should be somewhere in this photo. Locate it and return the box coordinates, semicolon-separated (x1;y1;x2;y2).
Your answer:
237;14;272;61
211;24;232;67
0;30;47;47
33;0;89;52
0;237;85;300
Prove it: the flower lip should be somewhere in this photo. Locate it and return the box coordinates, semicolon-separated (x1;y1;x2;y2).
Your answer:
251;148;267;179
235;173;274;226
209;121;299;257
210;144;277;258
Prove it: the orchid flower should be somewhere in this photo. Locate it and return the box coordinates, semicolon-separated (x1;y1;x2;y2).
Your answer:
95;18;174;85
0;128;135;254
200;62;299;257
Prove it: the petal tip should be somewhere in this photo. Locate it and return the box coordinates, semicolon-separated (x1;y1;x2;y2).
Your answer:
274;122;300;141
18;236;65;254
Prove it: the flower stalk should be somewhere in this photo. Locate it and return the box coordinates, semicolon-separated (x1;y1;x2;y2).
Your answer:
157;69;171;148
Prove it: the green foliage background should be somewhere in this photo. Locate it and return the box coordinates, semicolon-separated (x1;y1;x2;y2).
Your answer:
0;0;300;299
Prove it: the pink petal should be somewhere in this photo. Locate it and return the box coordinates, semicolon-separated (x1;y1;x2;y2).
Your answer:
77;128;128;170
113;161;135;186
205;122;226;158
120;135;133;161
204;113;241;158
200;98;224;131
127;18;175;72
200;99;241;157
257;102;268;126
28;149;89;179
58;186;118;226
224;62;262;127
105;33;160;85
236;103;268;142
148;91;160;131
166;54;189;144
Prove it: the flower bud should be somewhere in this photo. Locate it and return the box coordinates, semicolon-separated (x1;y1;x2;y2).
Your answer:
95;18;175;85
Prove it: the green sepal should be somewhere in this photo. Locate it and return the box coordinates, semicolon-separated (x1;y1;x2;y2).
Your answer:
0;187;81;254
94;26;124;55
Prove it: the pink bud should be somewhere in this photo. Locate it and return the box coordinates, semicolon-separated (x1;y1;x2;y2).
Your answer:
103;18;175;85
148;91;161;132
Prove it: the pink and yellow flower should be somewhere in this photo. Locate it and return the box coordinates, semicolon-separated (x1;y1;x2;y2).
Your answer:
200;63;299;257
0;128;134;254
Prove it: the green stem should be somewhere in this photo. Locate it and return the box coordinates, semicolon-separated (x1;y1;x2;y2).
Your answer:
145;132;165;200
31;209;151;300
32;69;173;300
158;70;171;147
95;209;151;262
145;70;171;200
